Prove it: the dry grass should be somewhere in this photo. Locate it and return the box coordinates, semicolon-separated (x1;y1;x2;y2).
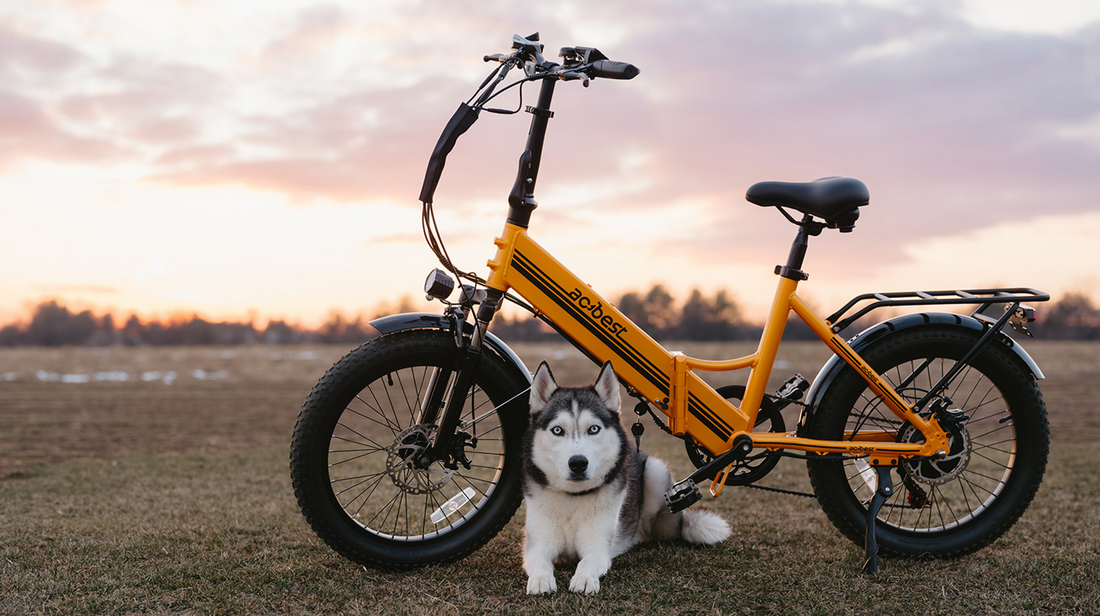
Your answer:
1;340;1098;614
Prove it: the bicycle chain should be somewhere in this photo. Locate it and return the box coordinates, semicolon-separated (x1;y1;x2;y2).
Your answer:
640;399;919;507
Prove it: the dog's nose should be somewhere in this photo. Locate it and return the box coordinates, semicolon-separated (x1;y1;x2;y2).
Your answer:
568;456;588;473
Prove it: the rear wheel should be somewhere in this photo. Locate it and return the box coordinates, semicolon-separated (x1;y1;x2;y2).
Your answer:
290;329;529;567
804;325;1048;557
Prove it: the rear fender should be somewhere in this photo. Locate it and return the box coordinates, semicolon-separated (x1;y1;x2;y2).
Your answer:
798;312;1043;432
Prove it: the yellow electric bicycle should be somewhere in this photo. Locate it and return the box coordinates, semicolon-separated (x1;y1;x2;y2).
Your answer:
290;34;1050;574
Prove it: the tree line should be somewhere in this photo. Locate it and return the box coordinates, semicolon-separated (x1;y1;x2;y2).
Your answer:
2;289;1098;347
0;300;405;347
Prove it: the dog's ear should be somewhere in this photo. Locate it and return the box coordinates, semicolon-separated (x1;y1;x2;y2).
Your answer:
529;361;558;415
593;360;620;414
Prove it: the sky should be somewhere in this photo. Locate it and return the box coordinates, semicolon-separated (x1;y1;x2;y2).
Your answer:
2;0;1099;328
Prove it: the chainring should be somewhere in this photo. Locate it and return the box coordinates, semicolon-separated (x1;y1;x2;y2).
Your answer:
685;385;786;486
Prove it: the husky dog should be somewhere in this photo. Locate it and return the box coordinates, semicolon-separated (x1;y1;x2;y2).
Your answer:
522;360;731;595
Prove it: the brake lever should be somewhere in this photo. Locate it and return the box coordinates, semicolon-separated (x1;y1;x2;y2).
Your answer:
558;70;590;87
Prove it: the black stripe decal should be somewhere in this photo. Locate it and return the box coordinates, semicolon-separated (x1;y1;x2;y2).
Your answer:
513;251;669;396
513;249;735;446
689;392;734;441
688;398;731;442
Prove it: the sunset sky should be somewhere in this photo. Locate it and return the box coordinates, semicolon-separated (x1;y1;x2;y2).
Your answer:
3;0;1099;328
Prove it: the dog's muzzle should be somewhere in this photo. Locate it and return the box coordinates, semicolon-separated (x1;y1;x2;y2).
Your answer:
568;455;589;481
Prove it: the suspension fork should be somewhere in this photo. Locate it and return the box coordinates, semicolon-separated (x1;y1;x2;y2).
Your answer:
419;289;505;466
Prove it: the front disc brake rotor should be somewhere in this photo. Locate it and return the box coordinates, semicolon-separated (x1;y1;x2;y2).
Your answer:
386;424;455;494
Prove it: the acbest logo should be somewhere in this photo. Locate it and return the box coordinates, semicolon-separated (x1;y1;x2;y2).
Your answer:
568;288;629;340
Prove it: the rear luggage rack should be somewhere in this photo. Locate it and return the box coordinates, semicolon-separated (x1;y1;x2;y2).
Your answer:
827;288;1049;333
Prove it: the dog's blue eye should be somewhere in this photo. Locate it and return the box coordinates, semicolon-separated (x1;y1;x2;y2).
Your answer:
550;426;564;436
588;425;601;435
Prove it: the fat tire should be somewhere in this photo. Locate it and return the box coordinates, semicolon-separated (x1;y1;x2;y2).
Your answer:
804;325;1048;558
290;329;529;567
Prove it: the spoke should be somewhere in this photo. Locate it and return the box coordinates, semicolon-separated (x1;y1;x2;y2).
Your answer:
345;400;401;434
333;474;381;498
330;470;388;484
969;449;1011;468
454;474;497;487
970;423;1014;442
970;442;1015;459
365;385;401;435
958;472;996;500
329;451;385;466
894;357;934;394
339;472;387;503
329;445;387;455
962;394;1005;419
449;475;486;509
956;476;976;520
399;486;411;538
452;473;490;500
410;365;426;423
959;467;1010;485
464;462;505;472
930;485;954;528
379;373;407;434
421;487;430;537
364;489;403;533
965;409;1010;427
395;370;417;427
334;423;389;451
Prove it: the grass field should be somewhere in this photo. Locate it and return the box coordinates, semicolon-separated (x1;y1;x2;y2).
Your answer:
1;340;1098;614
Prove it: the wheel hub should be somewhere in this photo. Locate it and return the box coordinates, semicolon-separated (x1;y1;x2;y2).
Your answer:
386;424;454;494
898;420;971;485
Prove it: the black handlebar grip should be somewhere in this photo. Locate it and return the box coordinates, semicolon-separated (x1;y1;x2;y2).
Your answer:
590;59;639;80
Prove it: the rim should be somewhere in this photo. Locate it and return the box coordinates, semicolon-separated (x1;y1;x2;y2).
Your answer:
325;364;509;541
843;357;1015;533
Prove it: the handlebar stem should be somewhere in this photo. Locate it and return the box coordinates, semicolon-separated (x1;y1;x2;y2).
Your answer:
506;77;557;228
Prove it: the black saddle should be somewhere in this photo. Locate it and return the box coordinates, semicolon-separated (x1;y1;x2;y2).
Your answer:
746;177;869;232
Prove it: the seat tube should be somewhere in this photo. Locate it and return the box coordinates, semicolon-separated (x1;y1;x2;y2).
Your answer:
743;276;799;420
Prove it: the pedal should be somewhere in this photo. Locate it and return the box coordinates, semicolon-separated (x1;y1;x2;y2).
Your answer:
773;373;809;409
664;479;702;513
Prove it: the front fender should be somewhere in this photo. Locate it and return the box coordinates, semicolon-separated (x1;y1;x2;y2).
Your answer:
801;312;1043;426
366;312;532;385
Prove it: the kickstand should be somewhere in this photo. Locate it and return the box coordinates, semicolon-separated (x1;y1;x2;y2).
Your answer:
862;464;894;575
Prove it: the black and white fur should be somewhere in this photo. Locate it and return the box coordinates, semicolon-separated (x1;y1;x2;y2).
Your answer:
522;360;730;595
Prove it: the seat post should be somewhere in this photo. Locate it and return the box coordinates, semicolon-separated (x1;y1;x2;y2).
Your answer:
776;216;822;281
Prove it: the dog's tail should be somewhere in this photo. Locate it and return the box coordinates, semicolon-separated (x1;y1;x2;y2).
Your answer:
680;509;731;545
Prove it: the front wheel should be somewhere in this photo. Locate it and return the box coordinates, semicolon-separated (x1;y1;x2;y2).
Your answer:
290;329;530;567
804;325;1049;558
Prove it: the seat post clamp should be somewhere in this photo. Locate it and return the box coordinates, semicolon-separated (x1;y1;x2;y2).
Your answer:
775;265;809;281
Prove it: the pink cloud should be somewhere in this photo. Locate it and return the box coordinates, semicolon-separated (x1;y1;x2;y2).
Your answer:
1;1;1097;268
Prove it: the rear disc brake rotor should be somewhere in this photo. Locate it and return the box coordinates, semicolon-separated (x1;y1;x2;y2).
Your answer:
897;421;971;486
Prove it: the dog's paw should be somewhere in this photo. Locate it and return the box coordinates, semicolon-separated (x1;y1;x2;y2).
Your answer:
526;573;557;595
568;572;601;595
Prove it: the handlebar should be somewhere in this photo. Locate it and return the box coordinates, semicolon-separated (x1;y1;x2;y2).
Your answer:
420;34;639;205
588;59;640;80
484;36;640;84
